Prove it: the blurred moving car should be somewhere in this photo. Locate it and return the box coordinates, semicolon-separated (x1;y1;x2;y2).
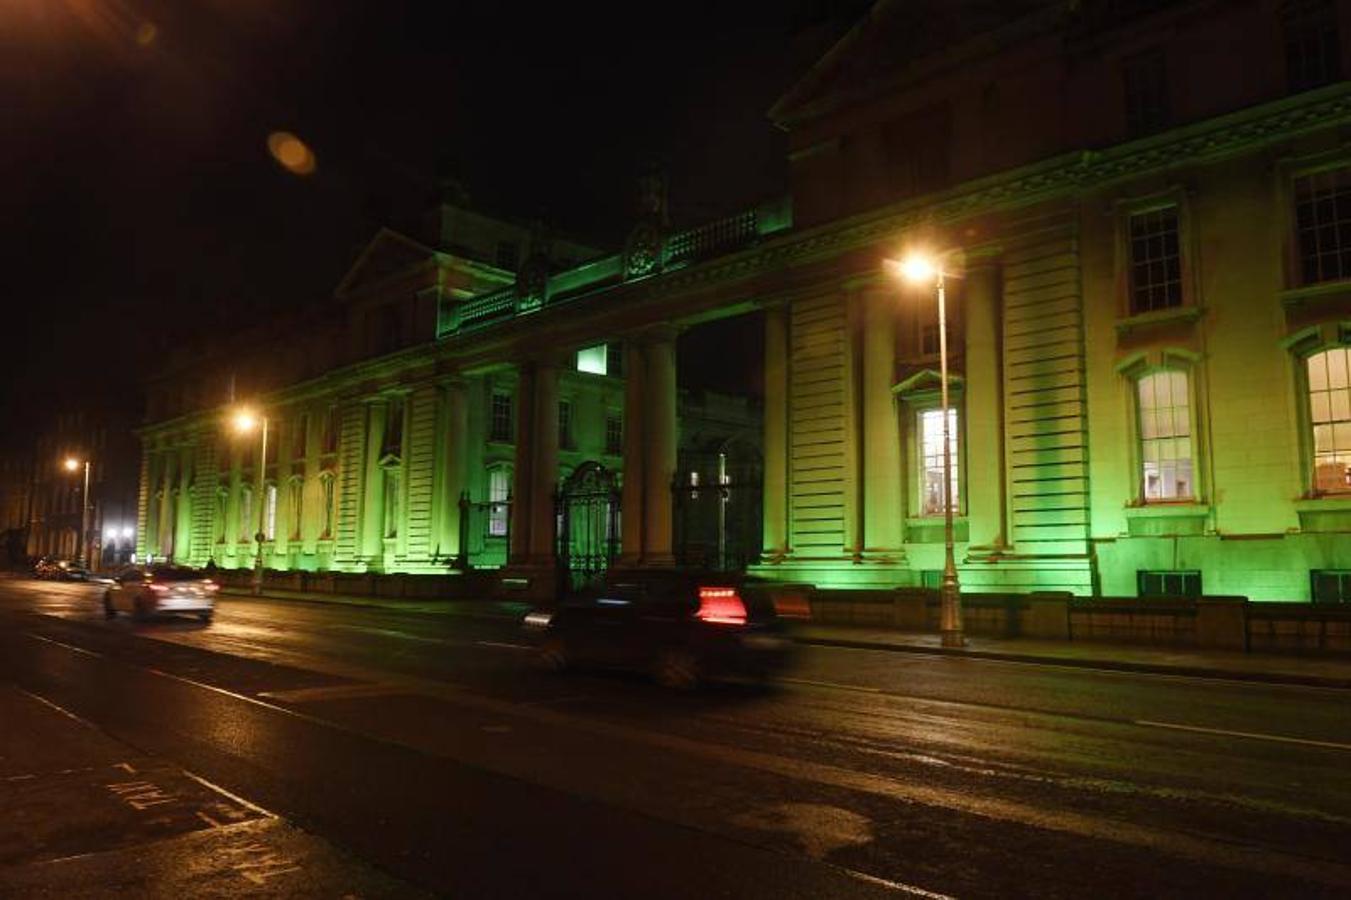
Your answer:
103;564;217;623
34;557;89;580
524;570;799;689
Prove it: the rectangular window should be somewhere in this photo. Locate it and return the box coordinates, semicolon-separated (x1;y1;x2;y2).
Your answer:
490;392;513;443
383;468;400;539
1128;206;1183;313
1307;347;1351;492
320;475;335;539
495;240;519;270
488;468;510;537
1122;48;1169;136
1284;0;1341;93
576;344;608;375
558;400;573;450
288;479;303;540
321;407;338;455
1311;569;1351;603
291;414;308;461
605;414;623;456
919;408;959;516
1137;570;1202;598
382;400;404;458
263;484;277;541
1294;168;1351;286
1138;371;1193;501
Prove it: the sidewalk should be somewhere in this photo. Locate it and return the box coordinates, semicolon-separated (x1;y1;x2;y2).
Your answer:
219;587;1351;690
797;625;1351;690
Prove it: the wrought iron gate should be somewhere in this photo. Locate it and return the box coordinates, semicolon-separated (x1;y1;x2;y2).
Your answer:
555;461;620;592
674;450;762;572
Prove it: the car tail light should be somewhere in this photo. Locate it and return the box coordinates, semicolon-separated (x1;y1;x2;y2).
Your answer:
696;587;747;625
149;583;169;593
772;592;812;620
203;580;219;591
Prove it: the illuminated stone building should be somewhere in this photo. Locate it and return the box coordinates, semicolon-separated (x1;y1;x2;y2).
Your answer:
141;0;1351;602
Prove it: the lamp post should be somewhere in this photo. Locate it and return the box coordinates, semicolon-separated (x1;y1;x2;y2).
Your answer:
63;457;91;570
888;252;965;648
233;408;268;596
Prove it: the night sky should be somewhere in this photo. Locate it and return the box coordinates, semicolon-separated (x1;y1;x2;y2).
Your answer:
0;1;869;440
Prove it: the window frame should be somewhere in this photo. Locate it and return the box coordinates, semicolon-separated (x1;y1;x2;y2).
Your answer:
486;465;512;538
1283;0;1342;94
1133;368;1198;504
1299;344;1351;495
1114;191;1197;321
489;391;514;444
1289;163;1351;288
898;385;966;520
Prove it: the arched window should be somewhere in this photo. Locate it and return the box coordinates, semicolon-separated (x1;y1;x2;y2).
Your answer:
1307;347;1351;493
1137;370;1194;501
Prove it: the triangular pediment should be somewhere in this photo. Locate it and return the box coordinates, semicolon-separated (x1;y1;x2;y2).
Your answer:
770;0;1059;127
335;228;436;298
893;367;964;398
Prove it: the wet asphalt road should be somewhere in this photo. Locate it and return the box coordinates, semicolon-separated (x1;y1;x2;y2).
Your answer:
1;576;1349;899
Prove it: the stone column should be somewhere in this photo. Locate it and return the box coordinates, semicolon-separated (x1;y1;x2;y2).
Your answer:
861;288;904;557
619;340;647;564
527;362;560;566
509;365;535;565
441;378;469;566
841;292;862;559
964;260;1006;553
762;305;789;560
642;332;678;566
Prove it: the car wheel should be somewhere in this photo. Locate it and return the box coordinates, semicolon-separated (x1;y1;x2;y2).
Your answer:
103;593;116;620
653;648;701;691
536;635;569;672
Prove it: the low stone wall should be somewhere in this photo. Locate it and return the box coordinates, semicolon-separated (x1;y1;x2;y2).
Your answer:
212;568;498;601
805;588;1349;655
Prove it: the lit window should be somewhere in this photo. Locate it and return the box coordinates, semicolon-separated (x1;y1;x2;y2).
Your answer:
488;467;510;537
1128;207;1183;314
263;483;277;541
490;392;513;443
1307;347;1351;492
576;344;608;375
1284;0;1341;93
919;408;959;516
1138;371;1193;501
1122;48;1169;136
1293;168;1351;286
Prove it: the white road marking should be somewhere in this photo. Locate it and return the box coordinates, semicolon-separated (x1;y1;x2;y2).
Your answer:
838;866;958;899
780;676;882;694
14;685;101;730
181;770;278;819
1135;719;1351;752
475;640;530;651
258;683;408;703
25;632;103;658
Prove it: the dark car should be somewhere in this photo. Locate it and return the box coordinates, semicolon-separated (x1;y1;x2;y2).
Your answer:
524;570;799;689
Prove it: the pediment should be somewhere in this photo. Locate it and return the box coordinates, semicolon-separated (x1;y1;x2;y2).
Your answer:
335;228;436;298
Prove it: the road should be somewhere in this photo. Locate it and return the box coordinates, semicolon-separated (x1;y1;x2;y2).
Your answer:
1;576;1348;898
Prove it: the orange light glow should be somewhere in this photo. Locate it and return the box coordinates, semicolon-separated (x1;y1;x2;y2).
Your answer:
267;132;316;176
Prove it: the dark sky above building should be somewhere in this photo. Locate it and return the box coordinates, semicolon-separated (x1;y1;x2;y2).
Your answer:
0;0;870;439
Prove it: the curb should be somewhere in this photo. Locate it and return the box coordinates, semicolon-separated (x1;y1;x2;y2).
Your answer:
797;635;1351;690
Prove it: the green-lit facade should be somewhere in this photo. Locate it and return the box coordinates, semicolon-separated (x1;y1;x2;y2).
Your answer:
140;1;1351;601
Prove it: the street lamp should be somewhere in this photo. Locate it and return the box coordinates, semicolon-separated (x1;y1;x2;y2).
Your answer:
63;457;91;570
232;407;269;595
887;251;965;648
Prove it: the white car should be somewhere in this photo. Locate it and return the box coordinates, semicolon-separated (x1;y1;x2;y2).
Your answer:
103;565;217;623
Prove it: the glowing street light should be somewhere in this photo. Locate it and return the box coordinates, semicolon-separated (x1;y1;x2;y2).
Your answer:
62;457;92;570
232;406;269;595
887;250;964;648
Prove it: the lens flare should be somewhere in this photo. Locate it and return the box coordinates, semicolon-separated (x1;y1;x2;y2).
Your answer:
267;132;316;176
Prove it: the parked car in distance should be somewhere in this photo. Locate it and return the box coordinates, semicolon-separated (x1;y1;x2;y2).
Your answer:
34;557;89;580
103;565;217;623
523;570;798;689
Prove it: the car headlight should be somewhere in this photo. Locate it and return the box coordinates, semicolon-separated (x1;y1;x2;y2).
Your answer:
522;611;553;630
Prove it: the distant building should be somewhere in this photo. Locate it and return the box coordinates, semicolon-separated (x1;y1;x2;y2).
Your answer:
140;1;1351;602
